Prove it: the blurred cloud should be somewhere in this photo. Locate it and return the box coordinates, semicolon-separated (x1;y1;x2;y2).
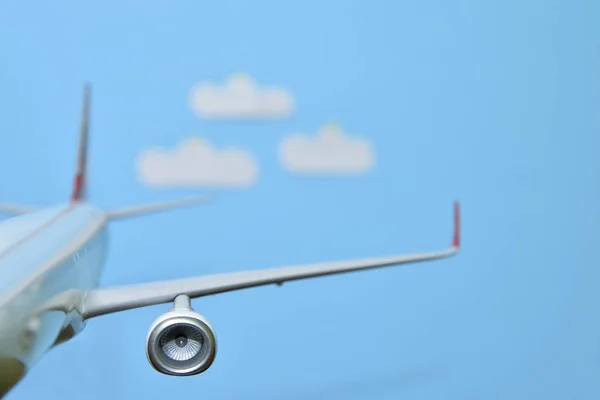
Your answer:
278;123;375;175
136;138;258;188
189;73;294;119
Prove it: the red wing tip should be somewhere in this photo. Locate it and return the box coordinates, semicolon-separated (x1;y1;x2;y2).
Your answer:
452;201;461;248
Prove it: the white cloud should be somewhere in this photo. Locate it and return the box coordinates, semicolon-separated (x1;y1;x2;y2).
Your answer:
136;138;258;188
278;124;375;175
189;73;294;119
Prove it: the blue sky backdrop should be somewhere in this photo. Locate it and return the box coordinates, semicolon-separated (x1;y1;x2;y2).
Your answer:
1;0;599;399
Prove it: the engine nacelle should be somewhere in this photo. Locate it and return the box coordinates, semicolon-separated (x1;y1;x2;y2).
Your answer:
146;296;217;376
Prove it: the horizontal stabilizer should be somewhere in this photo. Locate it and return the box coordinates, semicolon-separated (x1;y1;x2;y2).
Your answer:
0;203;37;216
105;195;213;221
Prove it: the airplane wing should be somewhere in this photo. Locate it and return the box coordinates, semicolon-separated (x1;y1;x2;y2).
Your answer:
82;202;461;320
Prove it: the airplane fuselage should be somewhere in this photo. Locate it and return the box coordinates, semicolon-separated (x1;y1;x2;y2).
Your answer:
0;204;108;395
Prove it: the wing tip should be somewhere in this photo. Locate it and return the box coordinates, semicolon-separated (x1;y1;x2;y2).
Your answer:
452;201;461;249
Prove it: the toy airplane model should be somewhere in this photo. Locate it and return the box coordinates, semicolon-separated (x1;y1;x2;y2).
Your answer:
0;85;461;397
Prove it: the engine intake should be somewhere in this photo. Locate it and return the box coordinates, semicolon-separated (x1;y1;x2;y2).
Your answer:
146;295;217;376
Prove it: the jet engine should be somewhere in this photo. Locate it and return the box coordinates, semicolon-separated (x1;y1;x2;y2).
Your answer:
146;295;217;376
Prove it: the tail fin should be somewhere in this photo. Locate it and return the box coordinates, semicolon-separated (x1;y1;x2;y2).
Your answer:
71;84;91;203
66;83;214;220
0;84;214;219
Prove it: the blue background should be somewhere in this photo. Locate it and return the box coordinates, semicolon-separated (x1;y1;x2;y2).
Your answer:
1;0;599;398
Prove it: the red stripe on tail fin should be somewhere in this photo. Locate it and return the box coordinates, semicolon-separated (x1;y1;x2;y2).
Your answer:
71;173;85;202
71;84;91;202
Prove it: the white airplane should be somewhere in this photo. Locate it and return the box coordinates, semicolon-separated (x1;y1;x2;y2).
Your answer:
0;85;461;397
